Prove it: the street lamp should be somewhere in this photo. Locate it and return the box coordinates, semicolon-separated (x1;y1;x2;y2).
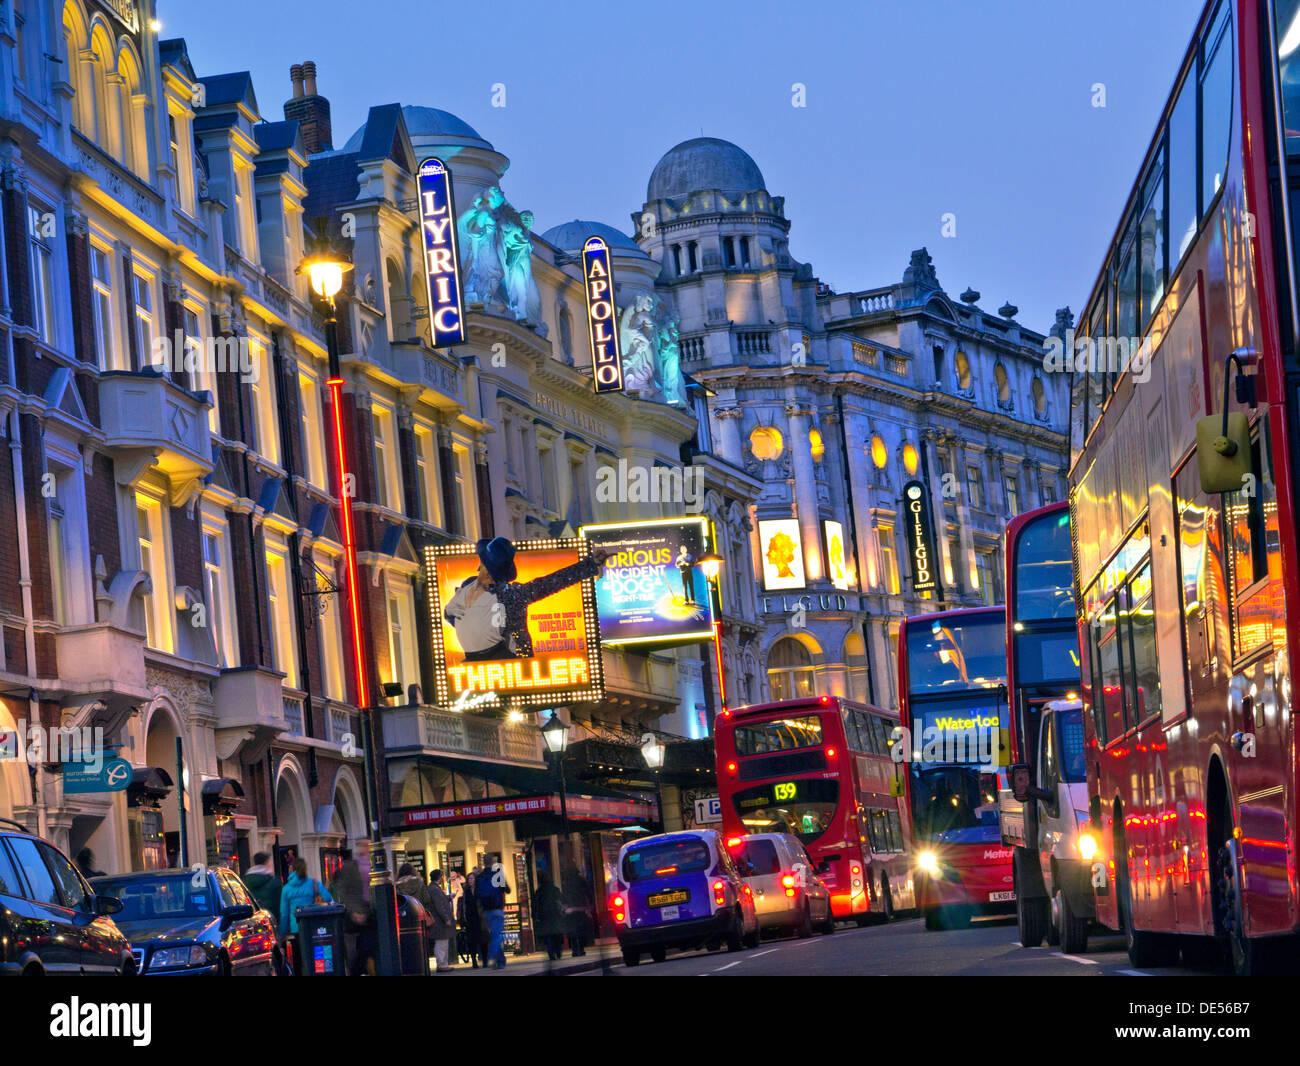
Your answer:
542;711;570;863
298;235;398;975
640;733;666;833
696;549;728;720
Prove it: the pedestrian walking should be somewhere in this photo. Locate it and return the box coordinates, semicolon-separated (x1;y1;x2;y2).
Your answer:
329;849;374;976
75;848;105;878
532;871;566;961
561;861;595;957
428;869;457;971
474;854;511;969
459;870;484;967
243;852;282;919
280;859;332;975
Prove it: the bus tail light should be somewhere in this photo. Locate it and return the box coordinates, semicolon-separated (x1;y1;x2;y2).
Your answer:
826;747;837;759
850;861;863;895
726;762;737;775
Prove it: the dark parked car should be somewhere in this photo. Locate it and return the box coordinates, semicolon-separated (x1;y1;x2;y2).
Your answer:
91;867;281;976
0;818;133;976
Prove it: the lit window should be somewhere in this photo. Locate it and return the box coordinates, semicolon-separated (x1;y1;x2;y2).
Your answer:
808;428;825;461
966;465;984;509
249;338;279;464
265;548;298;689
317;563;346;701
136;494;171;651
870;435;888;469
877;524;900;595
766;638;816;701
902;442;919;476
750;426;784;461
1004;475;1020;516
202;528;237;668
28;205;56;346
133;269;156;372
454;442;478;538
955;350;972;391
90;244;116;370
372;404;401;511
414;424;441;526
298;372;326;489
386;587;417;693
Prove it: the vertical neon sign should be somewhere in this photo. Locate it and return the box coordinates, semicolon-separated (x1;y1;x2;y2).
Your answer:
328;377;368;708
582;236;623;392
417;157;467;347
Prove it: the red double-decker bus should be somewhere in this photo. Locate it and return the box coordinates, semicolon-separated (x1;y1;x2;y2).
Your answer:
715;696;915;924
1070;0;1300;974
898;607;1015;930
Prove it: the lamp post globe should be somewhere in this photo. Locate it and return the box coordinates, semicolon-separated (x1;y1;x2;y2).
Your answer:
542;710;569;754
698;551;723;582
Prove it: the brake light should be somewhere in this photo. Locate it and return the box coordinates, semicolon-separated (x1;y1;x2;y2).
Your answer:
714;880;726;906
726;837;743;848
782;872;797;897
826;747;837;759
726;762;737;775
850;862;863;894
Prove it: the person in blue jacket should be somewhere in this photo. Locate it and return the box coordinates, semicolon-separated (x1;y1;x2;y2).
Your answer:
280;858;332;974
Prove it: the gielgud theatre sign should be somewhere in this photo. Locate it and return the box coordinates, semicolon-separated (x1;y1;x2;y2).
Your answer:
903;480;942;596
423;538;605;710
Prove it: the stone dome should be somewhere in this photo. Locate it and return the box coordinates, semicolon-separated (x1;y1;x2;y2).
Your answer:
647;137;766;201
341;105;492;153
540;219;648;257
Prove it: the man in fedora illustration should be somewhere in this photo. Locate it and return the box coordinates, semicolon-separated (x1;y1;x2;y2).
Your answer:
444;537;612;660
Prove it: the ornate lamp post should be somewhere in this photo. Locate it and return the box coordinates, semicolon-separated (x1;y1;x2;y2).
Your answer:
298;236;399;977
697;550;727;719
640;733;667;833
541;711;570;863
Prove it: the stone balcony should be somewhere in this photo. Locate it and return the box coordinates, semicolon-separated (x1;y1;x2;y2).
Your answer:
603;650;679;710
98;371;213;504
383;340;465;409
53;622;152;714
382;705;544;766
212;666;288;764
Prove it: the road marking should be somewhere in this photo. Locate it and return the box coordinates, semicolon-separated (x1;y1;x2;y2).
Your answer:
712;960;743;972
750;948;780;958
1059;953;1099;966
1118;968;1152;976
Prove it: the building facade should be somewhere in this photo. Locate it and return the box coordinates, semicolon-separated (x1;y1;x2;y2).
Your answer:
632;138;1072;712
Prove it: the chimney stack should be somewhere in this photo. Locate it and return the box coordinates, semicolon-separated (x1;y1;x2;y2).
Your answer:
284;59;332;154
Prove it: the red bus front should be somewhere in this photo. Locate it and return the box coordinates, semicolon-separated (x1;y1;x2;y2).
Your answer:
716;696;903;922
898;607;1015;929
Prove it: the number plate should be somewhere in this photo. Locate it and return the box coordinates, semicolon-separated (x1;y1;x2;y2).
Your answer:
647;888;690;908
988;890;1016;902
659;905;681;921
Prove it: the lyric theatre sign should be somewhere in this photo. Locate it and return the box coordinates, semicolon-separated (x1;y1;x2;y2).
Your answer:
417;157;467;346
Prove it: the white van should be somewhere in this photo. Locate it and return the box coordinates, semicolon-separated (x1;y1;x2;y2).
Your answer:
1003;699;1097;953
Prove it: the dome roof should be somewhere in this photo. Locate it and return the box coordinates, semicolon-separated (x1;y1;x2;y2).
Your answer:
341;105;491;154
540;219;648;258
647;137;766;201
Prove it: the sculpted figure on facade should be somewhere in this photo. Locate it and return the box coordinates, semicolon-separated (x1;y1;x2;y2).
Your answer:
617;289;686;405
501;209;542;322
457;185;543;326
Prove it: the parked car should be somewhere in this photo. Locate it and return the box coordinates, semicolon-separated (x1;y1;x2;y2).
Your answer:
727;832;835;937
91;867;280;975
0;818;133;976
608;829;760;966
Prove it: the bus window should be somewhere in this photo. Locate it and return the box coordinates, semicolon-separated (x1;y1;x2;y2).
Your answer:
869;714;891;755
1200;2;1233;213
1095;619;1125;744
1013;509;1075;620
1123;564;1162;724
731;779;838;845
734;715;823;756
1138;154;1166;330
841;710;864;752
906;614;1007;693
1278;0;1300;155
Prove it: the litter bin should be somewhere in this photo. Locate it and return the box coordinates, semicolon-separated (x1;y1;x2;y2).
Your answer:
396;893;431;976
295;903;348;976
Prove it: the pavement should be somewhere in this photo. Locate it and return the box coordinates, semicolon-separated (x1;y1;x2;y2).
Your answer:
443;939;622;976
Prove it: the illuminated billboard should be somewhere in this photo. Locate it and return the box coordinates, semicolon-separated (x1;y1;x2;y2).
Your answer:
417;157;467;346
903;480;941;595
757;518;806;591
823;520;851;590
582;236;624;392
581;517;716;647
423;538;604;709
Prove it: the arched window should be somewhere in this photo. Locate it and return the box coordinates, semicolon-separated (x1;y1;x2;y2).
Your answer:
558;305;573;361
955;349;972;391
386;258;412;341
766;637;816;701
116;43;148;178
808;427;825;461
870;434;888;469
995;362;1012;407
89;23;118;160
1032;376;1047;419
749;425;784;461
63;3;92;135
844;632;870;704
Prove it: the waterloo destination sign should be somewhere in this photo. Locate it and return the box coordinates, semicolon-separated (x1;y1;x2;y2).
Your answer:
417;157;467;346
582;236;624;392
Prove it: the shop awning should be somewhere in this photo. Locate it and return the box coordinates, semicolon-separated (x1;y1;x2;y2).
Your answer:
126;767;173;809
389;754;653;831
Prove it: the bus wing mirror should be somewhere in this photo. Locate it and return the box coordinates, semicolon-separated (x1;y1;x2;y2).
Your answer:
995;727;1012;767
888;775;904;798
1196;412;1252;494
1010;763;1031;803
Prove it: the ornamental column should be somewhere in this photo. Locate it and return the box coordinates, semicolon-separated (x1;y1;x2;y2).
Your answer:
784;402;822;581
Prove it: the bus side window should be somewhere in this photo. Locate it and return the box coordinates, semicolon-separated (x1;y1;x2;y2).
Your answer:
841;710;863;752
1225;431;1279;661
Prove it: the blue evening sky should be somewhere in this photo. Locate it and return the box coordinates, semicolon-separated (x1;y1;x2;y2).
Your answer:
166;0;1204;332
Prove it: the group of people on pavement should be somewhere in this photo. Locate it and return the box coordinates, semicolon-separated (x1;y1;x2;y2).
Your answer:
238;847;598;974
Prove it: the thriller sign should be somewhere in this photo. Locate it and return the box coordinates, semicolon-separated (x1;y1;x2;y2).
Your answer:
582;236;624;392
903;480;941;595
417;157;467;346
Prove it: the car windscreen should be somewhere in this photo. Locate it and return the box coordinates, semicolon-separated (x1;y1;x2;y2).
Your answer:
906;614;1006;694
909;765;1000;844
622;838;712;882
734;839;781;876
92;874;216;920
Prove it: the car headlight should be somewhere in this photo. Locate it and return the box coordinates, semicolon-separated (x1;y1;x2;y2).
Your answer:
149;943;212;970
1077;831;1097;861
917;850;940;876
